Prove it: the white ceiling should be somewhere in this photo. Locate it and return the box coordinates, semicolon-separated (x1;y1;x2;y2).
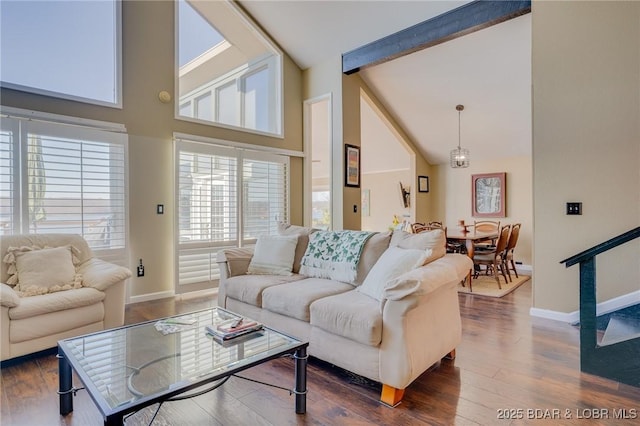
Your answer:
240;0;532;166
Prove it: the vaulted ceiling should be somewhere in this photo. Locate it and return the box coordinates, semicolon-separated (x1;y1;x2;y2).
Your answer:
240;0;532;166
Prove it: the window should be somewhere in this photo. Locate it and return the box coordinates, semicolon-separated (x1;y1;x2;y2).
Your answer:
175;137;289;287
0;109;128;265
176;0;282;135
0;0;121;107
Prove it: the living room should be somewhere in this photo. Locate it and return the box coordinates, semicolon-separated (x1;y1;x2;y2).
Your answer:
1;0;639;424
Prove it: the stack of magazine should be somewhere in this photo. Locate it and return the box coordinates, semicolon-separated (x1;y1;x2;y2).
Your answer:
205;318;263;342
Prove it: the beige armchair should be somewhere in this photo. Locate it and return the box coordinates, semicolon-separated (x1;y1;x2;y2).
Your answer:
0;234;130;362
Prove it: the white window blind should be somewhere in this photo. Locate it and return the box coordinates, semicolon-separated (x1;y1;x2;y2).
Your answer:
0;113;128;266
242;155;287;242
176;138;289;287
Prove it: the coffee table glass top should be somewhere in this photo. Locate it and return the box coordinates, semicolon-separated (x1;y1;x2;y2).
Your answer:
58;307;302;414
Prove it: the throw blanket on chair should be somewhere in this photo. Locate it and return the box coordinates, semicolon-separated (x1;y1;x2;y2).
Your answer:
300;230;374;284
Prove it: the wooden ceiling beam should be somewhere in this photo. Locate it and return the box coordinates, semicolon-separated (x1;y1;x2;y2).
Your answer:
342;0;531;75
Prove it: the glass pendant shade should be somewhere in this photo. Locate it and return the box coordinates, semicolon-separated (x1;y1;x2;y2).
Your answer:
450;104;469;168
450;147;470;168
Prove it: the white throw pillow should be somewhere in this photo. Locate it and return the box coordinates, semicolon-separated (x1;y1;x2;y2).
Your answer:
14;246;81;296
247;235;298;276
357;246;429;301
390;229;446;264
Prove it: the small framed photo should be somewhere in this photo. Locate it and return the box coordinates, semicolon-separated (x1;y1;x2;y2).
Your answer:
344;144;360;188
418;175;429;193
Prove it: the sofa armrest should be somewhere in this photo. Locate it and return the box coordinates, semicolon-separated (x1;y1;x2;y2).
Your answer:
216;247;254;279
78;258;132;292
382;254;472;301
0;283;20;308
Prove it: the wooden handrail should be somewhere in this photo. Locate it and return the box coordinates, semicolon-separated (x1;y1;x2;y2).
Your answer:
560;227;640;268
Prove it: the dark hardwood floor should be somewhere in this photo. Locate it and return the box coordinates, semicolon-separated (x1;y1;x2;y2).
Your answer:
2;280;639;425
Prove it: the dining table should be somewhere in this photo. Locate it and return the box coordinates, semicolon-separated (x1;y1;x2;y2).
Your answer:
446;228;499;259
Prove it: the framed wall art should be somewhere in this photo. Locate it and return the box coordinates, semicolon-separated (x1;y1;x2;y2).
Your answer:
472;172;506;217
418;175;429;193
344;144;360;187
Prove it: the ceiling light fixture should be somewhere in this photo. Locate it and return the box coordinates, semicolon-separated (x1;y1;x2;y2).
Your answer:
450;104;470;168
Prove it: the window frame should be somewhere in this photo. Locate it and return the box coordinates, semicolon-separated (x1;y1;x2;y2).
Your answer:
174;134;291;289
0;106;129;265
0;0;123;108
174;0;283;138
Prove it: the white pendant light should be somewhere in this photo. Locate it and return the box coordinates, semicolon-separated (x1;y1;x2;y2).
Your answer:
450;104;470;168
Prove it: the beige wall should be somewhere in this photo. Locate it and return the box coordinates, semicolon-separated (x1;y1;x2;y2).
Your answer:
434;157;533;267
361;170;412;232
0;1;304;298
532;1;640;312
303;62;434;231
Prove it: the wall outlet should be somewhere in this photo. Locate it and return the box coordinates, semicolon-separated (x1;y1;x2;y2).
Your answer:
137;259;145;277
566;202;582;215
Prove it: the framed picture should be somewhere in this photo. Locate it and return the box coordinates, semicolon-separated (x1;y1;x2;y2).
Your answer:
344;144;360;187
472;172;506;217
418;175;429;193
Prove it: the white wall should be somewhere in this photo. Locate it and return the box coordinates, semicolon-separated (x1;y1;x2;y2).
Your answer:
361;170;411;231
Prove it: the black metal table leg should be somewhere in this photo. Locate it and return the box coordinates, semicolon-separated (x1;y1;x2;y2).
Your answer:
58;346;73;415
293;346;307;414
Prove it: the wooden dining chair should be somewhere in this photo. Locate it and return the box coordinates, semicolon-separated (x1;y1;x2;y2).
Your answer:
504;223;521;281
472;224;511;289
473;220;501;250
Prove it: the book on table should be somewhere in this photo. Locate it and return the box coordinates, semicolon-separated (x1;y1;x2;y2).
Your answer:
205;318;263;341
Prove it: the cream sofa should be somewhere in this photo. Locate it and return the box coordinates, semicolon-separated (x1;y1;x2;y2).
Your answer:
217;226;472;406
0;234;131;362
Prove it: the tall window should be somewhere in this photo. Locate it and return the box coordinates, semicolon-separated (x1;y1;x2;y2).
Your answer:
176;0;282;135
175;137;288;287
0;110;128;265
0;0;121;107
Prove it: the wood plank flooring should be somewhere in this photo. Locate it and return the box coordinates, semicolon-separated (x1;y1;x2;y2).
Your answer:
2;281;639;425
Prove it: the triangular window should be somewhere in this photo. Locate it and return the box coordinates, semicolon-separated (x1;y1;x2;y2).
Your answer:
176;0;282;136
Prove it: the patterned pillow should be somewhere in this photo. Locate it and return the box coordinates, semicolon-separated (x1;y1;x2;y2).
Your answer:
3;245;83;297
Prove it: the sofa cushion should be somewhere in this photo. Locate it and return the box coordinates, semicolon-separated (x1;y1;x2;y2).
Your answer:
224;274;305;307
247;235;298;276
353;231;392;286
277;222;318;274
310;289;382;347
8;287;105;320
10;303;104;343
357;246;428;301
12;246;83;296
390;229;446;264
262;278;353;322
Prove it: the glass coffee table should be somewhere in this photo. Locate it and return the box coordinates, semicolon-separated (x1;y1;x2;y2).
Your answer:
57;307;308;425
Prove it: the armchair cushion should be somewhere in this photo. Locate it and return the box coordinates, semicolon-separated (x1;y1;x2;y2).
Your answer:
79;258;132;291
8;287;105;321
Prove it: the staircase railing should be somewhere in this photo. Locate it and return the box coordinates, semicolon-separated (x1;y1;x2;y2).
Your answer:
560;226;640;387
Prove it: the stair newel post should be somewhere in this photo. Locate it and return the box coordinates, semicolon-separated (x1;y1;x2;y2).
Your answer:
579;257;597;369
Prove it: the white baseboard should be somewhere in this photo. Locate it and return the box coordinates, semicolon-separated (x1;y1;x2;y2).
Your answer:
127;290;174;305
530;289;640;324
